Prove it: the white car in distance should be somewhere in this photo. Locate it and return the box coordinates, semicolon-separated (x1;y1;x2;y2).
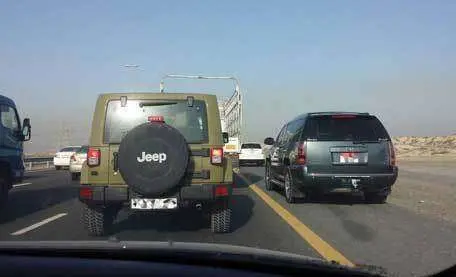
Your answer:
239;143;265;167
53;146;81;170
69;145;88;180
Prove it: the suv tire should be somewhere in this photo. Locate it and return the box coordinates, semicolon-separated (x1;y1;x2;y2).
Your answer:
284;171;296;203
211;203;232;233
264;164;275;191
364;193;387;204
82;205;118;236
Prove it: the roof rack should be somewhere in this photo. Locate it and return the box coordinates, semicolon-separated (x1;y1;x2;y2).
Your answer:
308;112;370;116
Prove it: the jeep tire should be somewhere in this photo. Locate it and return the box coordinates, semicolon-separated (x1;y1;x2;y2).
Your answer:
82;205;119;236
210;201;232;233
118;122;189;196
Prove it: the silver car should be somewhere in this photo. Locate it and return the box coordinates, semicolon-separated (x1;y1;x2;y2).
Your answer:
69;145;88;180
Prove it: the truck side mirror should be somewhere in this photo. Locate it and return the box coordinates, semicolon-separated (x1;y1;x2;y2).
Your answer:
22;118;31;141
264;137;274;145
222;132;229;144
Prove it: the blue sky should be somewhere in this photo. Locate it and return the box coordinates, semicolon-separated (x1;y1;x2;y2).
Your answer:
0;0;455;152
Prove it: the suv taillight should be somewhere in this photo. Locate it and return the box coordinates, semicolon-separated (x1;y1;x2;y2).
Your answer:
210;148;223;165
295;141;307;165
87;147;100;166
388;142;396;166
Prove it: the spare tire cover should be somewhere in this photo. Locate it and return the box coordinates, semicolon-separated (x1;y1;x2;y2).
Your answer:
118;122;189;196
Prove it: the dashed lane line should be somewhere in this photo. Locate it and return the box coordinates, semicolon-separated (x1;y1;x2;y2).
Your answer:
12;182;32;188
11;213;68;236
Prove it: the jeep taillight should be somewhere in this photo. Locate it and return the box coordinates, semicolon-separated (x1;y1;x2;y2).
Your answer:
388;141;396;166
295;141;307;165
87;147;100;166
210;148;223;165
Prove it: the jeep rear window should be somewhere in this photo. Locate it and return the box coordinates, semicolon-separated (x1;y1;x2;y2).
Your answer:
305;115;390;141
104;99;208;144
241;143;262;149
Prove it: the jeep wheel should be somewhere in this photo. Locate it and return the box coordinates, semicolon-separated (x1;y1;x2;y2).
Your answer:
118;122;189;196
211;203;232;233
82;205;119;236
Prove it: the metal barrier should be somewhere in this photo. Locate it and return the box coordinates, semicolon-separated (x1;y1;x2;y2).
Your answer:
23;157;54;171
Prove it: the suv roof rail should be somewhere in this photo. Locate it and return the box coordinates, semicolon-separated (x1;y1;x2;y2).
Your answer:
308;112;371;116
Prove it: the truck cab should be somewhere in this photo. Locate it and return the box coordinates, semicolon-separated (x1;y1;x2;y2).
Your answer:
0;95;31;206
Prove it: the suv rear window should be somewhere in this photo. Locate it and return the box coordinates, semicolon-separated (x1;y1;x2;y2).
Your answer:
305;115;390;141
241;143;262;149
77;146;89;153
104;99;208;144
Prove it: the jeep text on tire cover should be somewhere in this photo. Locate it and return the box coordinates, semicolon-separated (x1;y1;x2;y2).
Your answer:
136;152;167;163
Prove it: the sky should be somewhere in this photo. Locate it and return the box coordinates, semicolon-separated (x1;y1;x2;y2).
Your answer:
0;0;455;153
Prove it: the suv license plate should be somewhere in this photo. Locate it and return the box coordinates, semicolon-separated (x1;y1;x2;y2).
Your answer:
131;198;178;210
339;152;359;164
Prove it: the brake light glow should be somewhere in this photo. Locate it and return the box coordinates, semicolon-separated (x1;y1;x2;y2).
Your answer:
215;185;229;197
148;115;165;123
87;147;101;166
79;187;93;199
388;142;396;166
210;148;223;164
296;141;307;165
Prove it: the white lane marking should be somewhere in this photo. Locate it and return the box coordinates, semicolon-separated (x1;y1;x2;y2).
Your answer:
11;213;68;236
12;182;32;188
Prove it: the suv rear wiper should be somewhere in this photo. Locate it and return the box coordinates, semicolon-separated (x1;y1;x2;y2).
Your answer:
139;102;177;107
353;138;389;144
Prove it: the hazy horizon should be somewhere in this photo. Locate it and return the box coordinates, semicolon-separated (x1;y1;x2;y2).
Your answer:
1;0;455;153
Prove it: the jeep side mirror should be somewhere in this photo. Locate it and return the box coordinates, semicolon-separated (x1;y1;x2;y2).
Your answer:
21;118;31;141
222;132;229;144
264;137;274;145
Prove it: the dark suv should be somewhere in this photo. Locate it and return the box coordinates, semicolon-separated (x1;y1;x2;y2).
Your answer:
263;112;398;204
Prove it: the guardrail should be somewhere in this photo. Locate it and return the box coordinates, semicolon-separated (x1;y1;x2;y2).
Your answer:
23;157;54;171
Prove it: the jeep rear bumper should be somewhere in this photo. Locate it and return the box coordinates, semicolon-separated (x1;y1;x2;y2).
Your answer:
78;184;232;207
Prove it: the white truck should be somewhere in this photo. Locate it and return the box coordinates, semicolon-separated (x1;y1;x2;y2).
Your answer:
159;74;243;167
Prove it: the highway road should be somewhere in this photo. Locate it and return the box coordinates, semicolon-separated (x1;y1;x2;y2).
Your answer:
1;166;456;276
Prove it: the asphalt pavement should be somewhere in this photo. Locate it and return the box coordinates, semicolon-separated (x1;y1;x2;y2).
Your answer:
0;167;455;276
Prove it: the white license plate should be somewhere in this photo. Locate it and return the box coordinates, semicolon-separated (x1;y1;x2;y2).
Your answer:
131;198;178;210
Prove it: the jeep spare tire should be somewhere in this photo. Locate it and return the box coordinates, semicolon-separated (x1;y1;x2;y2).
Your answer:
118;122;189;196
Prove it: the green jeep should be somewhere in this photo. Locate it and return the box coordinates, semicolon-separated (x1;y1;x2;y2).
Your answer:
79;93;234;236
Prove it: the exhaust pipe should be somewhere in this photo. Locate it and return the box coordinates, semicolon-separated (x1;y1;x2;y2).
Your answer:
195;203;202;210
